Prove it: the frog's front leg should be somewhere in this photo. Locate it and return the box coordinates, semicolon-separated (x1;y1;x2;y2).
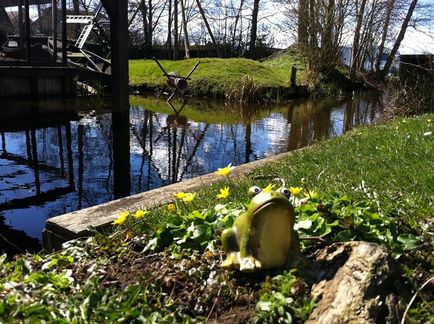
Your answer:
238;232;261;272
221;227;240;269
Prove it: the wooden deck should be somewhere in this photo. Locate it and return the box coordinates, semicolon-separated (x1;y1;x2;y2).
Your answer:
0;64;77;98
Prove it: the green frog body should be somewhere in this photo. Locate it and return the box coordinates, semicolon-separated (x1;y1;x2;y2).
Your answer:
221;186;300;272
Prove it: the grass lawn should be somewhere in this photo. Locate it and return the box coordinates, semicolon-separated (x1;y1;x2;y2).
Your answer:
129;55;303;100
255;114;434;224
1;114;433;322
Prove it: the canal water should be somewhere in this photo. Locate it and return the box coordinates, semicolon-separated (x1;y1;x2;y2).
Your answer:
0;94;379;254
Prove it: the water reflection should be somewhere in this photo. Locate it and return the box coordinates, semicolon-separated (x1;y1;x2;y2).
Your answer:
0;94;379;253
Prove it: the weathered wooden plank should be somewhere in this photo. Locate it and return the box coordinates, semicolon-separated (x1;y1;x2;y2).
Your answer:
44;151;291;249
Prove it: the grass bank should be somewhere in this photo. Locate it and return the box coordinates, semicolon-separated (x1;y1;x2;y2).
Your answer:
129;55;306;102
1;114;433;322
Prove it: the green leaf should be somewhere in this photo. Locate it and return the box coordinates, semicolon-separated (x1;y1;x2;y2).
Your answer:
333;230;356;242
295;219;312;230
0;300;5;316
257;301;271;312
188;210;206;221
397;234;422;250
143;238;158;251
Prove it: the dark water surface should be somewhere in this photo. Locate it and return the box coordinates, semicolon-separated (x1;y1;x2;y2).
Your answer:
0;94;379;253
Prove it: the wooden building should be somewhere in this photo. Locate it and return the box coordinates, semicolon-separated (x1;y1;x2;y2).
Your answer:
0;0;128;103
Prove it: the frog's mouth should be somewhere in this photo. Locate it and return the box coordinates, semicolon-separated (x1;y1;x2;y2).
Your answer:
253;198;291;215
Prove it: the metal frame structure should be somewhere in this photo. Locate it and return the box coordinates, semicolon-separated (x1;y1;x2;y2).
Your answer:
153;58;200;114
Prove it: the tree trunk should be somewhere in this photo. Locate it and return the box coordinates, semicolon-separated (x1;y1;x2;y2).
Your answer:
148;0;153;53
298;0;309;47
231;0;244;54
381;0;418;78
180;0;190;58
141;2;150;54
167;0;172;59
173;0;179;60
350;0;367;80
356;0;377;71
320;0;336;73
308;0;318;70
248;0;260;58
195;0;220;57
376;0;395;71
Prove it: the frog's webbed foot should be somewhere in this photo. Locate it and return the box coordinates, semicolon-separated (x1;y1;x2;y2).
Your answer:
221;252;240;269
239;256;262;272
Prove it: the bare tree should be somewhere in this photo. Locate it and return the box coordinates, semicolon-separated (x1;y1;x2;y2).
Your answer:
248;0;260;57
350;0;367;79
381;0;418;77
195;0;220;56
375;0;395;71
167;0;172;57
173;0;179;59
180;0;190;58
231;0;245;53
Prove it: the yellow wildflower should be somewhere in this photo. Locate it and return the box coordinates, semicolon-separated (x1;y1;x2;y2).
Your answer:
262;183;276;192
427;119;432;123
167;203;177;212
289;187;303;197
304;190;319;200
134;209;147;219
113;211;129;225
217;186;230;199
174;192;187;200
182;192;196;202
216;163;234;177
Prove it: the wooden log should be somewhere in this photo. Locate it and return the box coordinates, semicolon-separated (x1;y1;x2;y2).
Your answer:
307;241;400;323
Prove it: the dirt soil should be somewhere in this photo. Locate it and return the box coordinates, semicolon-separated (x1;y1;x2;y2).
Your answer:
76;248;267;322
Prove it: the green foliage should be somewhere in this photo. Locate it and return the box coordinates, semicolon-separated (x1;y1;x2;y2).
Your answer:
144;202;243;256
0;240;199;323
254;270;315;323
293;192;422;258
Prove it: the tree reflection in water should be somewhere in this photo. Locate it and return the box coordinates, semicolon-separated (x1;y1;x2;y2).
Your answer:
0;94;380;254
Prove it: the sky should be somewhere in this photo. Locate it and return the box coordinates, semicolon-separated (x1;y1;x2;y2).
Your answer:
5;0;434;54
268;0;434;54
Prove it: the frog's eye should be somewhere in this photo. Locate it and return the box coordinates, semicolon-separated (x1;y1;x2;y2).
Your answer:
279;187;291;198
248;186;262;197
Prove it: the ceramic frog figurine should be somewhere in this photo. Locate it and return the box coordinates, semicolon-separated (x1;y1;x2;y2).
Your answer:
220;185;300;272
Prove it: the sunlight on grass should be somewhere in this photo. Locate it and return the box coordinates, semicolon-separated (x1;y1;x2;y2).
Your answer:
129;55;301;101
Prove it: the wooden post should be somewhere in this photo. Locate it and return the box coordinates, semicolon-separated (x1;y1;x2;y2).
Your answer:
18;0;24;46
102;0;131;198
61;0;67;65
290;65;297;87
52;0;58;62
24;0;31;63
